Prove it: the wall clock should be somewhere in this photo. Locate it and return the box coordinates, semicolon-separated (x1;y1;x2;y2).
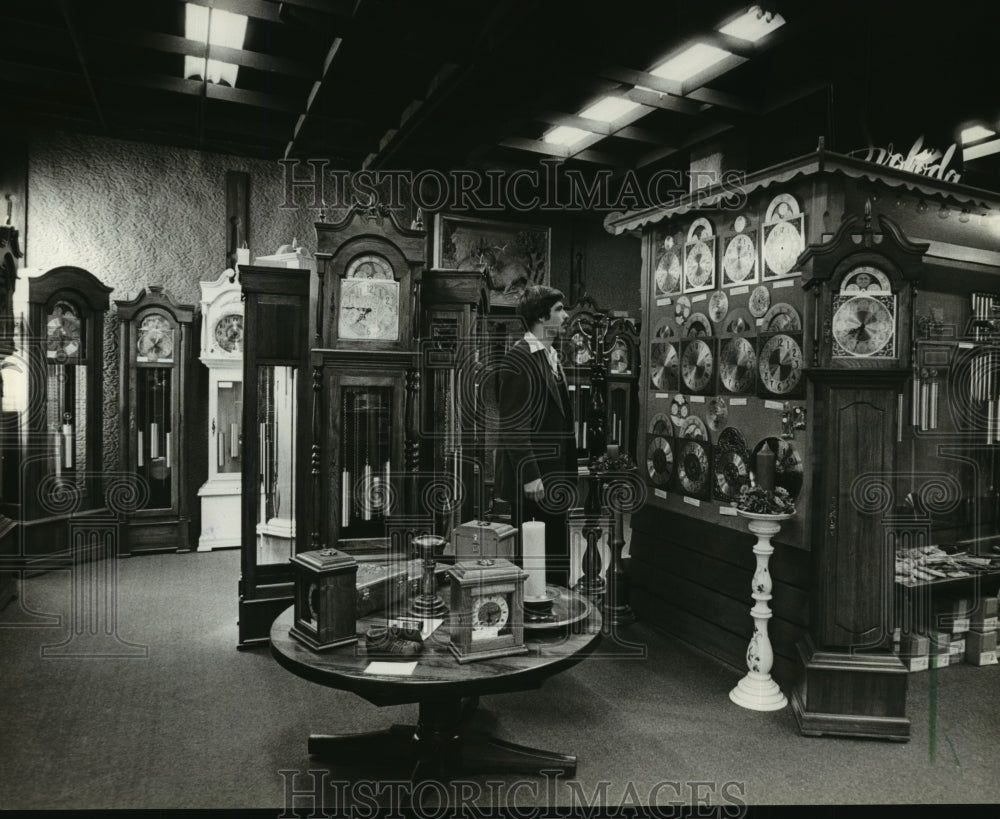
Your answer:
757;332;805;398
649;341;679;390
676;439;711;500
653;318;675;339
649;412;671;435
670;393;690;425
646;435;674;486
748;285;771;318
674;295;691;324
337;278;400;341
762;193;805;280
681;338;715;395
761;302;802;333
213;313;244;353
447;558;528;663
722;214;758;287
708;290;729;323
653;235;683;296
680;415;708;441
706;396;728;431
713;435;751;502
718;336;757;395
684;218;716;293
721;307;755;337
682;312;713;338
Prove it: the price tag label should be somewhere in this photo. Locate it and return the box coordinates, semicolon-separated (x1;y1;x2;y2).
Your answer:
773;279;795;288
655;392;670;399
719;506;738;516
731;286;750;295
683;497;701;507
730;398;747;406
692;293;707;303
765;400;784;410
657;298;672;307
654;489;667;499
690;395;705;403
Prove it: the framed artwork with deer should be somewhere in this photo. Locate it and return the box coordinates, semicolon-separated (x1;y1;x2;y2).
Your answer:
433;214;551;308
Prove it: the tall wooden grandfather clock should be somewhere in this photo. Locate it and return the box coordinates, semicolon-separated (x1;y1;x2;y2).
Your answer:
794;204;926;741
116;287;195;554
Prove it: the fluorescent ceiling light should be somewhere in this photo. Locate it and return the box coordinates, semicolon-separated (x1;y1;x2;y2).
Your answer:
543;125;591;146
964;138;1000;162
719;6;786;42
650;43;731;82
183;4;247;86
185;3;210;42
961;125;996;144
579;96;641;123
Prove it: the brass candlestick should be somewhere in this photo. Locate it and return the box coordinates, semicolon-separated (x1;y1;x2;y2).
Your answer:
409;534;448;619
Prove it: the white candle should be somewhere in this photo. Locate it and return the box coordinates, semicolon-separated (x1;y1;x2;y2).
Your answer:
522;520;546;598
62;423;73;468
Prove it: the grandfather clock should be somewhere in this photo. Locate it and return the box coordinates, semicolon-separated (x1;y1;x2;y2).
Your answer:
196;268;244;551
794;204;925;741
116;286;194;554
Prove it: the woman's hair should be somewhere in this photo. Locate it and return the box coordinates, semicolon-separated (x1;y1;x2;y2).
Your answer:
517;285;565;327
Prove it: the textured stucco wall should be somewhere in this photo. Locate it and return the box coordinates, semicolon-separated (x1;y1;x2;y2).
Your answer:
24;132;320;544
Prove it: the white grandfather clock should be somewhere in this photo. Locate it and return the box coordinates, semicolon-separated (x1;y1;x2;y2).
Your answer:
197;268;244;550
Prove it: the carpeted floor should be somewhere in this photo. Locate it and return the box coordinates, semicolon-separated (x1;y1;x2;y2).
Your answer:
0;549;997;811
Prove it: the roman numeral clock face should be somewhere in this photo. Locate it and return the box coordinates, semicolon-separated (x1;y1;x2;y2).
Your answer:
758;333;804;396
831;266;897;359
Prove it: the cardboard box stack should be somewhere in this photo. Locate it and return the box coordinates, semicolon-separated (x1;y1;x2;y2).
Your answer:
965;594;999;666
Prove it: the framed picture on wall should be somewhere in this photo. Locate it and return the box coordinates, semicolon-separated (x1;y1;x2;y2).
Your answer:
434;214;551;308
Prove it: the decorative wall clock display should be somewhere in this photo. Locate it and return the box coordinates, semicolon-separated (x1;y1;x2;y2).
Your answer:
646;435;674;486
706;396;728;431
649;342;679;390
722;214;759;287
748;285;771;318
718;336;757;395
649;412;671;435
653;318;675;339
757;333;805;398
674;295;691;325
670;393;690;425
708;290;729;323
751;437;804;500
761;302;802;333
682;312;713;338
721;307;755;336
681;338;715;395
680;415;708;441
684;218;717;293
762;193;805;280
676;439;711;499
653;235;683;296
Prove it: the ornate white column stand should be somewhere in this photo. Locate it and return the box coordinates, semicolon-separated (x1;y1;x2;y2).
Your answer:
730;510;793;711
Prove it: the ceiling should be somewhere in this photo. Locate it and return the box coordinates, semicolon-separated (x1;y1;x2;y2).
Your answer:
4;0;1000;179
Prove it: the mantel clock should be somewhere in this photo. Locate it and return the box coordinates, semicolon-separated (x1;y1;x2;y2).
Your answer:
197;268;244;551
447;557;528;663
116;286;194;554
794;204;927;741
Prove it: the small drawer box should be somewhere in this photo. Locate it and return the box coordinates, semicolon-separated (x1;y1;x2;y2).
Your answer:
966;629;998;654
965;649;998;666
452;520;517;562
905;655;929;672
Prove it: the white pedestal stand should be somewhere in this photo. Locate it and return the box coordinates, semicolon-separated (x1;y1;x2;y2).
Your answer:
729;510;792;711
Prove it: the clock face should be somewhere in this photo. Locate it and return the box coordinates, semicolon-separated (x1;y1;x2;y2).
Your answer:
138;314;174;362
681;339;714;393
647;436;674;486
684;240;715;291
345;254;394;280
609;340;630;373
674;295;691;325
650;342;679;391
714;449;751;501
763;219;804;278
654;248;682;296
683;312;712;338
670;393;690;425
723;233;757;285
571;331;592;365
677;440;710;497
46;302;82;361
649;412;671;435
213;313;244;353
719;337;757;394
708;290;729;323
681;415;708;441
758;333;804;396
841;265;891;293
748;285;771;318
832;294;896;358
338;278;400;341
471;592;510;640
762;302;802;333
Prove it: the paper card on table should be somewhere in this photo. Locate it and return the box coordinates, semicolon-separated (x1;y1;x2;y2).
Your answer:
364;661;418;676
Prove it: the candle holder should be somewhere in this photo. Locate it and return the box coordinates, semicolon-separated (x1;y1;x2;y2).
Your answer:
730;510;792;711
523;586;559;623
409;534;448;619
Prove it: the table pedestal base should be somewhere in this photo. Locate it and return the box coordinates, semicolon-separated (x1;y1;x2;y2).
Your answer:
729;671;788;711
308;697;577;782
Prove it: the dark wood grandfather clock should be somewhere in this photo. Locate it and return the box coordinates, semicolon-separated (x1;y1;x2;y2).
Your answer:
116;287;194;554
794;204;926;741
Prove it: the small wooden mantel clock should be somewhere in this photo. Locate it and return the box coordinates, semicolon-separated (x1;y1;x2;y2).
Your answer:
116;286;195;554
447;557;528;663
795;202;927;741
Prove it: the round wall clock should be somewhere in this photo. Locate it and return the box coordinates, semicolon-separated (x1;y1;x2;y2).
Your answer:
713;448;750;502
46;301;82;360
654;239;683;296
832;294;896;358
138;314;174;361
649;412;671;435
758;333;804;396
708;290;729;323
345;254;394;280
213;313;244;353
609;339;630;373
681;338;714;393
707;396;728;431
650;342;679;390
719;337;757;394
677;439;710;498
762;302;801;333
670;393;690;425
681;415;708;441
723;232;757;286
748;285;771;318
338;278;400;341
674;295;691;325
647;436;674;486
683;312;713;338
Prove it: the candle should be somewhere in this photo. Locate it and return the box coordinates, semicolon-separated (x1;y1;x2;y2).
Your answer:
522;520;546;598
62;422;73;468
756;447;776;493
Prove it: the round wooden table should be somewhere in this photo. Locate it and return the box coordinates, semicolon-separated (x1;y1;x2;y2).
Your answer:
269;589;602;783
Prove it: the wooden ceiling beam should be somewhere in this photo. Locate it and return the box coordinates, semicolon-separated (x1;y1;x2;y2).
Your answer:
283;36;344;158
116;73;304;114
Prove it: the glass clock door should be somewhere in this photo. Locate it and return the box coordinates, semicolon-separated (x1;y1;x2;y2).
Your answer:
255;365;296;567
